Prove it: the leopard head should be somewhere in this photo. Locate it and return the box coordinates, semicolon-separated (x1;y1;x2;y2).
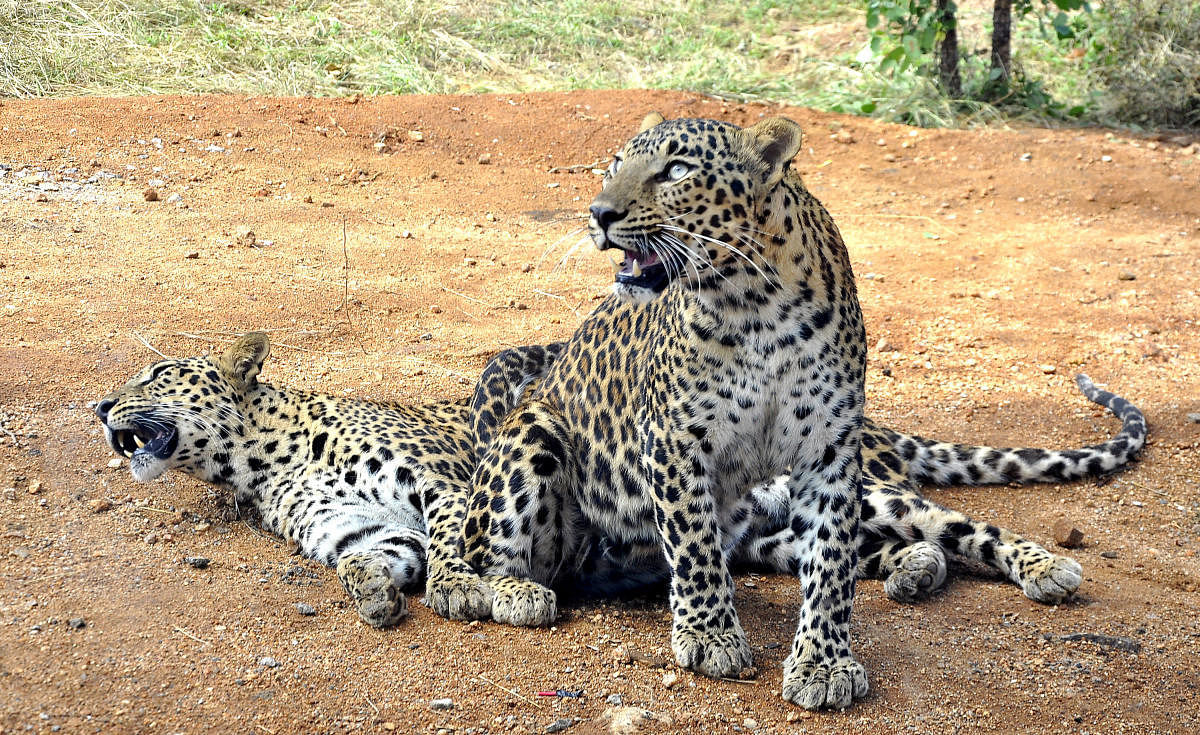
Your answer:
588;113;803;303
95;333;270;483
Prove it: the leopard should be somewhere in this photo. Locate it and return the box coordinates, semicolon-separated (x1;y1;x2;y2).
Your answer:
422;112;1146;710
94;331;1142;649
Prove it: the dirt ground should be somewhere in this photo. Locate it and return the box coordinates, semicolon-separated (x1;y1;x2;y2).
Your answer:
1;90;1199;734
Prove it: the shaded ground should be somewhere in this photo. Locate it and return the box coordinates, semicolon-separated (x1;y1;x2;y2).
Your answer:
1;91;1199;734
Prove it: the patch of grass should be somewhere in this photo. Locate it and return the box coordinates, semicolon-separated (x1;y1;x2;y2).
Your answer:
1;0;1192;129
0;0;858;99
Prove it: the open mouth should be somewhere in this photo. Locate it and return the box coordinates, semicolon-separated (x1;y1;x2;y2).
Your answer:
615;250;671;293
108;423;178;461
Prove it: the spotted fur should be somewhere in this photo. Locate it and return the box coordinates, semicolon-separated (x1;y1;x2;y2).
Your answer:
424;114;1147;710
95;333;477;628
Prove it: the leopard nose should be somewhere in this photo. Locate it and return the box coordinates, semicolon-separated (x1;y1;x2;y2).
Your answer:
95;398;115;421
589;204;626;232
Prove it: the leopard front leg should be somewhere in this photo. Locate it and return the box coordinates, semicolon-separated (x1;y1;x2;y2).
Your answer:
645;428;753;679
463;400;581;627
423;476;496;621
778;463;869;710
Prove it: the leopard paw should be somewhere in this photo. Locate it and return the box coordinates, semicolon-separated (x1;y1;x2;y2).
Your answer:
1020;554;1082;604
671;619;753;679
884;541;948;603
426;570;494;621
489;576;557;627
782;651;869;710
336;552;408;628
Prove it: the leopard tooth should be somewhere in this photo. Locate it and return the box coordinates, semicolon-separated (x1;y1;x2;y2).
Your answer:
133;435;145;448
608;253;622;273
631;259;643;277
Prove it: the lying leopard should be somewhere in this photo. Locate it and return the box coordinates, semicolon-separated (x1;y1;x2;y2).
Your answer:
423;113;1146;709
96;332;1141;635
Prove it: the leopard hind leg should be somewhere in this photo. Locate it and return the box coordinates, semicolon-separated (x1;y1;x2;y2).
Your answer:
863;490;1081;604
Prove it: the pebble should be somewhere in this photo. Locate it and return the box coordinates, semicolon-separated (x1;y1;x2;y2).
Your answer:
144;532;159;544
408;130;425;142
1101;155;1113;162
606;694;624;706
106;457;123;469
1100;551;1119;559
430;698;454;710
259;656;280;668
67;617;86;630
166;192;182;204
743;717;759;729
1053;521;1085;549
1040;364;1057;374
875;337;898;352
1186;413;1200;424
27;480;42;495
1118;271;1136;281
143;187;159;201
88;499;112;513
184;556;211;569
295;602;316;616
661;670;679;689
477;153;492;165
184;251;200;259
545;718;573;733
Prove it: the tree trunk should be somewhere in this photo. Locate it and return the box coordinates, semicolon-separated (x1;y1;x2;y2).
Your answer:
991;0;1013;82
936;0;962;98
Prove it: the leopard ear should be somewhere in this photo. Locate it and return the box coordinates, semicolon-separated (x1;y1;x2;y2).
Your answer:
746;117;803;187
639;112;666;132
217;332;270;390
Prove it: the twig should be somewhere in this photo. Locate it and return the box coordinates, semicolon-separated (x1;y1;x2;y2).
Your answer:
440;286;490;307
532;289;563;300
364;696;379;715
130;331;167;358
719;677;757;684
256;724;277;735
547;158;606;174
134;506;179;515
837;212;956;235
477;674;541;707
0;423;19;447
333;215;351;314
173;625;212;646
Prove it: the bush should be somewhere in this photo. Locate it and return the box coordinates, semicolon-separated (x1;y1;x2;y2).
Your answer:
1089;0;1200;129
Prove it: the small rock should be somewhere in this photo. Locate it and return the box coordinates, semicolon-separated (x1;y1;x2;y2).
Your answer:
143;187;159;201
1117;271;1136;281
612;645;632;664
194;522;211;532
430;698;454;711
743;718;759;729
1186;413;1200;424
399;230;413;239
546;718;573;733
236;230;256;248
259;656;280;668
661;671;678;689
88;498;112;513
477;153;492;165
1101;155;1113;163
295;602;316;616
144;532;159;544
67;617;86;630
166;193;182;204
430;305;443;314
408;130;425;142
875;337;898;352
786;711;800;723
1020;152;1032;161
184;556;211;569
520;263;533;273
381;723;396;731
34;192;49;202
27;480;42;495
875;138;887;147
1100;551;1119;559
606;694;624;706
1040;364;1057;374
1053;521;1085;549
106;457;123;469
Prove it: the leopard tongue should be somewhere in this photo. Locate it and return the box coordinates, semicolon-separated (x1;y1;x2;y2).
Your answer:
620;250;660;277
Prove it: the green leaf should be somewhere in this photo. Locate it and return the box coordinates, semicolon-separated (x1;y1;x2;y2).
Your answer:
861;101;878;113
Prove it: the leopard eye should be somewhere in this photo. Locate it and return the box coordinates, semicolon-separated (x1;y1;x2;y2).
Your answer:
665;162;691;182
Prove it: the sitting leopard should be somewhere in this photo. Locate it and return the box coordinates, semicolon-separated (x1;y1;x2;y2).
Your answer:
422;113;1146;710
95;332;1142;642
